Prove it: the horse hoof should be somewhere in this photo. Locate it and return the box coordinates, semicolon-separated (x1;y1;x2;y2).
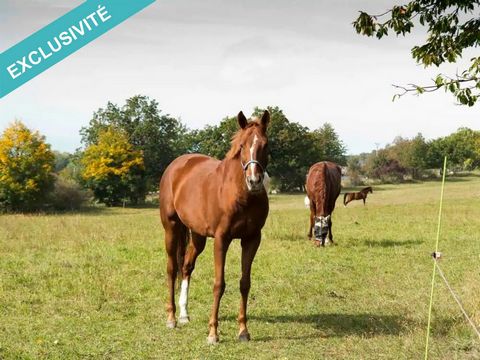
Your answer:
166;320;176;329
206;335;219;345
178;316;190;325
238;332;250;342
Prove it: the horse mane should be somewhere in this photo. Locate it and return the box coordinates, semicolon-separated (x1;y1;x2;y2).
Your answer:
225;119;260;159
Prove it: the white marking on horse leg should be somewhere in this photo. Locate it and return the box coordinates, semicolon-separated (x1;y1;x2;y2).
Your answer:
179;279;189;322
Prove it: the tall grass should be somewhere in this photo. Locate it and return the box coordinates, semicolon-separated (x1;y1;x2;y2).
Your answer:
0;176;479;359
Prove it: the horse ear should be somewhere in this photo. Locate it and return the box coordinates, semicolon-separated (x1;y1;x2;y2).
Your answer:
238;111;248;129
260;110;270;130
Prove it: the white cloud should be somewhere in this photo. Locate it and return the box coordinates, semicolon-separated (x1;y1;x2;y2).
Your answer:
0;0;478;154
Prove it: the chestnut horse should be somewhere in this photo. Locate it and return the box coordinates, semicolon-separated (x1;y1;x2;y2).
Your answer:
306;161;342;247
159;111;270;344
343;186;373;206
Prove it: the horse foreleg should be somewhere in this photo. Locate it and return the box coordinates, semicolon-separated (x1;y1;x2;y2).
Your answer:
363;196;366;205
238;232;261;342
207;233;232;344
328;217;334;244
179;232;206;324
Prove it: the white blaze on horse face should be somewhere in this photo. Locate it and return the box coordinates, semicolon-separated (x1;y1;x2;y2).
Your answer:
249;134;259;180
179;279;189;319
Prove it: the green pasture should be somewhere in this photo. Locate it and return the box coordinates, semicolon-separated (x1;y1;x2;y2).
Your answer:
1;176;479;359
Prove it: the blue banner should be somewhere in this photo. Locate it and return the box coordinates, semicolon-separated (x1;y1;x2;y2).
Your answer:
0;0;155;98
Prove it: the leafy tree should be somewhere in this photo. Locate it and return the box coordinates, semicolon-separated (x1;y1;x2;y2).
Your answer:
387;134;428;178
363;148;401;182
187;106;348;191
254;106;319;191
0;121;55;211
57;150;84;185
81;95;187;190
311;123;347;165
375;159;407;183
409;133;429;175
188;116;238;159
53;151;72;172
354;1;480;106
346;155;364;186
426;128;480;171
366;148;407;183
81;127;144;206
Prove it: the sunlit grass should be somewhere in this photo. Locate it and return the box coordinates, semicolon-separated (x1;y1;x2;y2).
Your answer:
0;176;479;359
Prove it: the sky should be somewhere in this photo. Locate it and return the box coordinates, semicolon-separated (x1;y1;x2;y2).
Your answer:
0;0;478;155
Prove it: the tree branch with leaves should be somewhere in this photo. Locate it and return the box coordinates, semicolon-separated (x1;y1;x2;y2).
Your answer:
353;0;480;106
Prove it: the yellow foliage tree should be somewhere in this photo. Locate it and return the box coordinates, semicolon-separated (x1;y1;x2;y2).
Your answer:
81;127;144;206
0;121;55;211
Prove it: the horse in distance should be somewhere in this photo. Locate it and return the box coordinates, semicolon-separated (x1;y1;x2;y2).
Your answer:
159;110;270;344
343;186;373;207
305;161;342;247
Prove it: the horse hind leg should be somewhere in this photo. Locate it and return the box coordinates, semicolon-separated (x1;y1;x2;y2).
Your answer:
178;232;207;324
164;218;188;329
307;202;315;239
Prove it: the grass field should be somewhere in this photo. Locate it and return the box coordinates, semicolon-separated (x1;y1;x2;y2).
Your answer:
1;176;479;359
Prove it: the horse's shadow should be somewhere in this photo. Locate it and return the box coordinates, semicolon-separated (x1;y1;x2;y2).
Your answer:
222;312;410;340
363;239;424;248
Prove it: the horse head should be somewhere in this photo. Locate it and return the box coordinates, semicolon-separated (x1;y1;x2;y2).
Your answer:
233;110;270;193
314;214;331;244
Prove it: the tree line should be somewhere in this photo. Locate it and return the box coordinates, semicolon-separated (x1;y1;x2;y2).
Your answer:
346;129;480;185
0;95;478;211
76;97;347;205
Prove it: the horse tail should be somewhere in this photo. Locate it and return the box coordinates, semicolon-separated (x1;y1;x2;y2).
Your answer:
304;196;310;208
343;193;348;206
176;226;190;285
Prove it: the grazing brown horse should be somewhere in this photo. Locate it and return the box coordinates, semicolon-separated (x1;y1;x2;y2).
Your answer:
343;186;373;207
159;111;270;344
305;161;342;247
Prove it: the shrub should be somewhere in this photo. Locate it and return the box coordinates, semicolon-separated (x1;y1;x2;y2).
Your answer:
47;176;88;211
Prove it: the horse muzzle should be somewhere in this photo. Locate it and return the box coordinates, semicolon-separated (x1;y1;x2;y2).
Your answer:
243;159;265;193
246;174;264;193
314;225;328;241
